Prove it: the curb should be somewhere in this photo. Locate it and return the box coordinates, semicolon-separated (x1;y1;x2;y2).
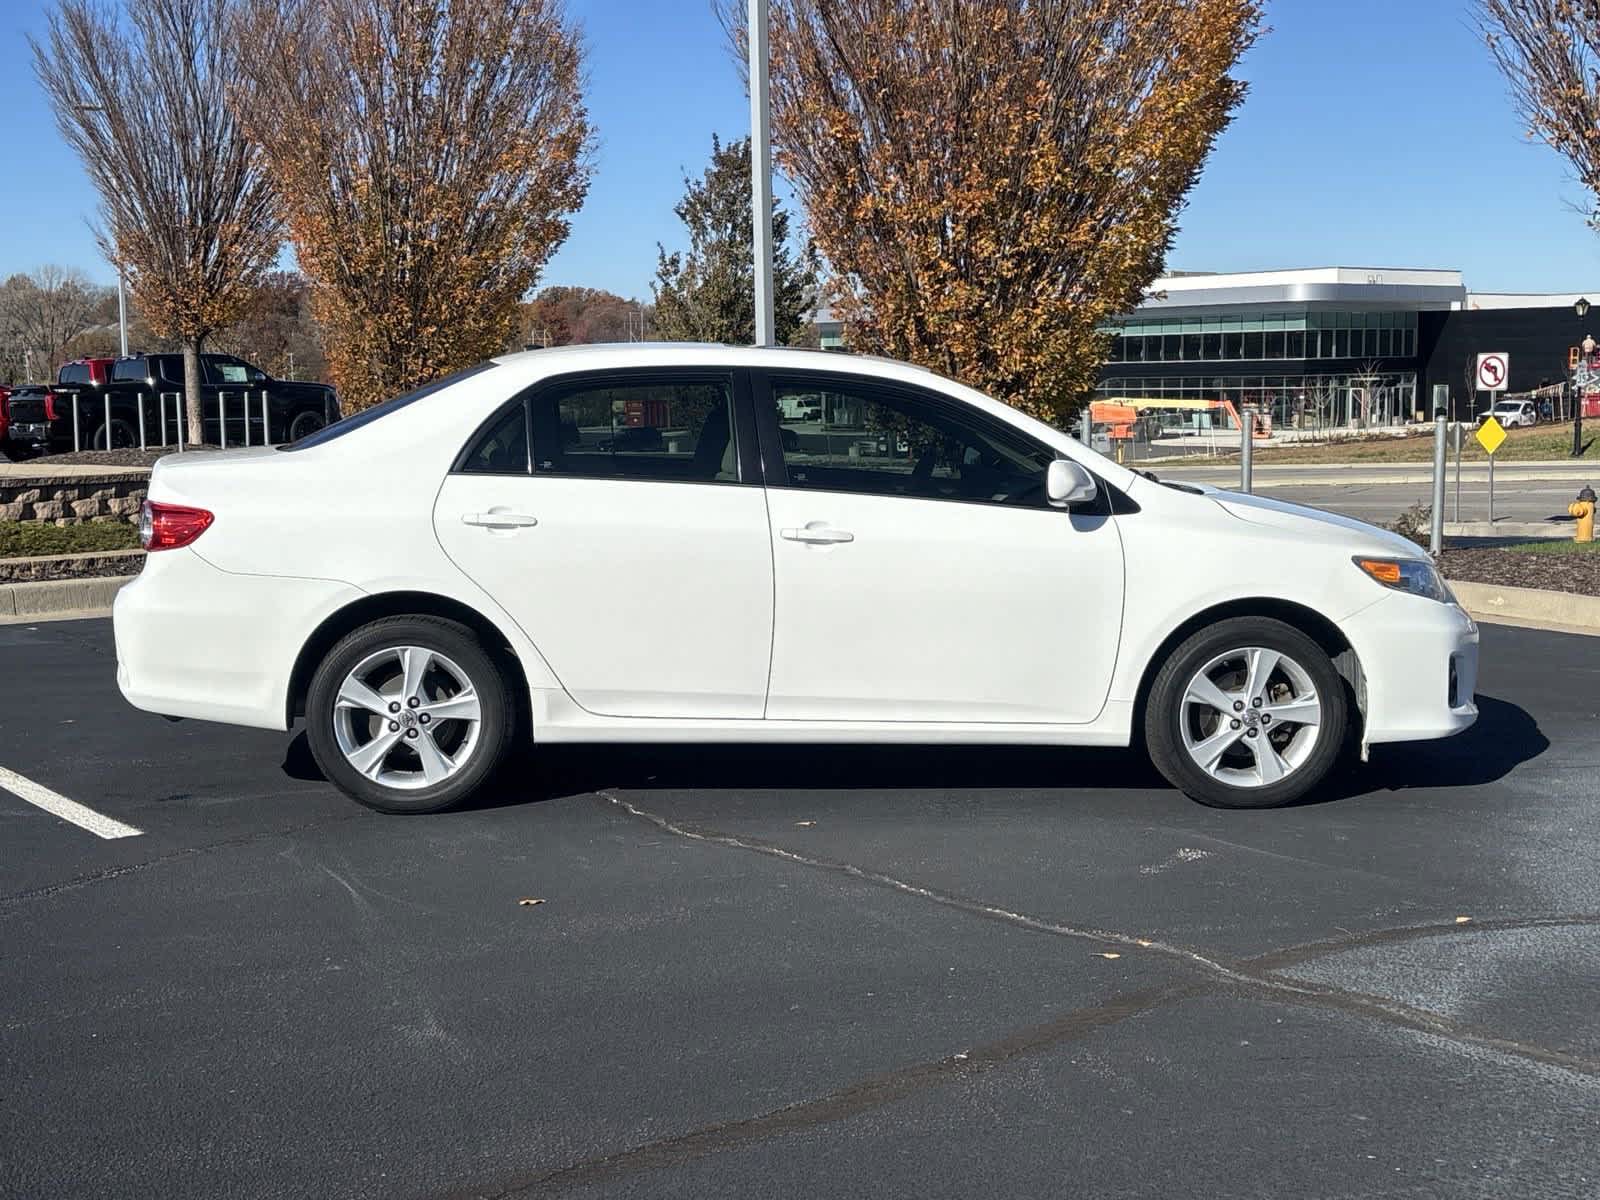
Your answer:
1443;522;1574;540
0;574;137;621
1446;579;1600;636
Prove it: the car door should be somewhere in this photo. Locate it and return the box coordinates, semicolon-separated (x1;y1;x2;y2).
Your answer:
756;371;1126;724
433;367;775;720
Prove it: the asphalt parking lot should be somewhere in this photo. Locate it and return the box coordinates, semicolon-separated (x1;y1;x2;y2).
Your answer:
3;618;1599;1199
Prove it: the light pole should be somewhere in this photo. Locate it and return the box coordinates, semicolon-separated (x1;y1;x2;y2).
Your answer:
73;103;129;358
1573;297;1593;457
748;0;775;347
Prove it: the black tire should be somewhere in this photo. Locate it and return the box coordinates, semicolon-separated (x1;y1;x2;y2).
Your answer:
288;410;325;442
305;615;516;814
1144;616;1348;809
92;419;138;450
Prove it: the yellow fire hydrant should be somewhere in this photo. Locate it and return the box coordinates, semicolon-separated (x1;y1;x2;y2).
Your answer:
1570;486;1596;543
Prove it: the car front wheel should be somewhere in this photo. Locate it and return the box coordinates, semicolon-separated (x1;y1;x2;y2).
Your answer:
1144;617;1349;809
306;616;516;813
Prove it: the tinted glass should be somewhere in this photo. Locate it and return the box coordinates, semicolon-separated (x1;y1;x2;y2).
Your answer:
530;378;737;483
60;365;84;385
459;401;529;474
112;358;147;383
206;357;252;385
281;363;497;451
769;379;1054;507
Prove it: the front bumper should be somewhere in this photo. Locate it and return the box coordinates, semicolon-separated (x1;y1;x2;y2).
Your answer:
114;548;360;731
1342;591;1479;745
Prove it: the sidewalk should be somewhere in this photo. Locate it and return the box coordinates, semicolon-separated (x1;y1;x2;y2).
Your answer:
1156;460;1598;487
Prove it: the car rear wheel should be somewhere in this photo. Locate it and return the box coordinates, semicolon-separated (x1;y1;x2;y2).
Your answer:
306;616;516;813
92;419;138;450
1144;617;1348;809
288;411;325;442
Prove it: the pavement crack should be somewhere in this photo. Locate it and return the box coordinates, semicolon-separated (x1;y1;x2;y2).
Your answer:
600;791;1280;993
0;812;366;909
602;792;1600;1082
444;979;1212;1200
1249;913;1600;971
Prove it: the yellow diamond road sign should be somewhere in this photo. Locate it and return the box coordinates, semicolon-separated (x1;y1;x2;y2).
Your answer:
1476;415;1507;456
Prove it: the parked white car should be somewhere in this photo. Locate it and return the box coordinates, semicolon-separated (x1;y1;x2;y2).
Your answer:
1483;399;1539;428
114;345;1478;813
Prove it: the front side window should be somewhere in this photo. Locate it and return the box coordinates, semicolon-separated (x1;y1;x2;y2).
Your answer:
112;358;147;383
529;376;738;483
767;377;1055;507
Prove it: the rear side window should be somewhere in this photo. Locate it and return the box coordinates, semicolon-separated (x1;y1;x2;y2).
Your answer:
459;401;529;474
528;376;738;483
281;362;496;451
112;359;147;383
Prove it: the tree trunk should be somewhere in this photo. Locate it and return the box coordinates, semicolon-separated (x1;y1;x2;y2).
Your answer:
183;339;205;446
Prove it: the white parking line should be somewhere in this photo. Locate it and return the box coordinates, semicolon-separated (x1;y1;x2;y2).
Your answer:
0;765;143;840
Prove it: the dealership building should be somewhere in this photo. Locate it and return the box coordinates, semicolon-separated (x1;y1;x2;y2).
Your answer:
1094;266;1599;429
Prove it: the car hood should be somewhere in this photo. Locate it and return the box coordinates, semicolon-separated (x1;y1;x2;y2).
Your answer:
1197;486;1426;558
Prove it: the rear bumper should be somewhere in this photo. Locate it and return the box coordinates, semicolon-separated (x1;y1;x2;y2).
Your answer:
1343;591;1479;745
113;549;360;731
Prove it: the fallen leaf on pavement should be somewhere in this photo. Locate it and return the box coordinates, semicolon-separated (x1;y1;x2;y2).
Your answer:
518;898;546;907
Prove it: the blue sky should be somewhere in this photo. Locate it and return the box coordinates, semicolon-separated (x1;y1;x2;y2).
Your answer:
2;0;1596;297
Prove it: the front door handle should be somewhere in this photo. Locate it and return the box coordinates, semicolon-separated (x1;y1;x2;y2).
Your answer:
780;524;854;544
462;511;539;529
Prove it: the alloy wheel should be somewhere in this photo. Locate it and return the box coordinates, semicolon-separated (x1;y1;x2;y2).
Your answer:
1179;646;1322;789
331;645;483;791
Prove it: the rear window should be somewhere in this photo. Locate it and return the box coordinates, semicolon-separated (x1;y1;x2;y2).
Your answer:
280;363;497;451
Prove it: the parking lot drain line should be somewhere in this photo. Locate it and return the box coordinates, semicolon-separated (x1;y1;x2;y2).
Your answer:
0;764;142;839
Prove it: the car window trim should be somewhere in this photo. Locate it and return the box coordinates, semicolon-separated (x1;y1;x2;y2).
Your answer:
449;365;762;486
749;367;1120;515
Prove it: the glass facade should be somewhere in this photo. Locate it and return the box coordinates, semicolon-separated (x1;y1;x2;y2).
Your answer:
1095;372;1420;431
1104;311;1418;364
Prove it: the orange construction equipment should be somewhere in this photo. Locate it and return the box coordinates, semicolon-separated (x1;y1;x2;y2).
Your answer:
1094;396;1270;438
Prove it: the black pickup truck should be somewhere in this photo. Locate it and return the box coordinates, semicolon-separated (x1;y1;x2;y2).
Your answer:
43;352;339;453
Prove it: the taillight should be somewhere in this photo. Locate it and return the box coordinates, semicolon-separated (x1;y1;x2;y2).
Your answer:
139;501;214;551
45;392;59;421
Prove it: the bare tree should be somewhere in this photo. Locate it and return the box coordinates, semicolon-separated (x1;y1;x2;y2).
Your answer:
1479;1;1600;228
0;266;112;381
33;0;282;445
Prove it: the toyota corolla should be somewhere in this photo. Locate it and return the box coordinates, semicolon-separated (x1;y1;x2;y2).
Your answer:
113;345;1478;813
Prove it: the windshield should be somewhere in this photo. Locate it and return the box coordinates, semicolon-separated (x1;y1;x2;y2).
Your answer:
279;363;497;451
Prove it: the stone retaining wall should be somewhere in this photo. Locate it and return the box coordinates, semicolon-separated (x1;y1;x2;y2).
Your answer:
0;471;150;524
0;548;146;584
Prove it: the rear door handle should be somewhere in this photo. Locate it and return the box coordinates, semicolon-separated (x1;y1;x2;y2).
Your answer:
462;512;539;529
780;525;854;544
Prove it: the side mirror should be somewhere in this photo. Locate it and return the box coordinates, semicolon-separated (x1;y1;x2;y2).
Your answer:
1046;459;1098;509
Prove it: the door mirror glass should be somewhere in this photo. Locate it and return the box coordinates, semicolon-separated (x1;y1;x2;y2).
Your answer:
1046;459;1097;508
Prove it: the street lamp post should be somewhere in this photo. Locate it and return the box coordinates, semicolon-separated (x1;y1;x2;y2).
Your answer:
748;0;775;347
1575;297;1591;458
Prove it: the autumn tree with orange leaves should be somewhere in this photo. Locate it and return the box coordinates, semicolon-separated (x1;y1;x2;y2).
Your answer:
725;0;1260;424
232;0;593;406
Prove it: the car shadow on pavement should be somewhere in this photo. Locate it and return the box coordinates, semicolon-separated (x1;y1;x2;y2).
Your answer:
280;693;1545;811
1348;694;1547;796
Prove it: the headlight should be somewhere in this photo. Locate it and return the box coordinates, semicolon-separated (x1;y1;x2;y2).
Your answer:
1353;556;1455;605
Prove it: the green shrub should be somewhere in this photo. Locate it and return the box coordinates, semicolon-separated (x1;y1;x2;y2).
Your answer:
0;520;141;558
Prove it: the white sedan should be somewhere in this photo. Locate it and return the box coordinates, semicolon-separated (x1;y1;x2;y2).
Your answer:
114;345;1478;813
